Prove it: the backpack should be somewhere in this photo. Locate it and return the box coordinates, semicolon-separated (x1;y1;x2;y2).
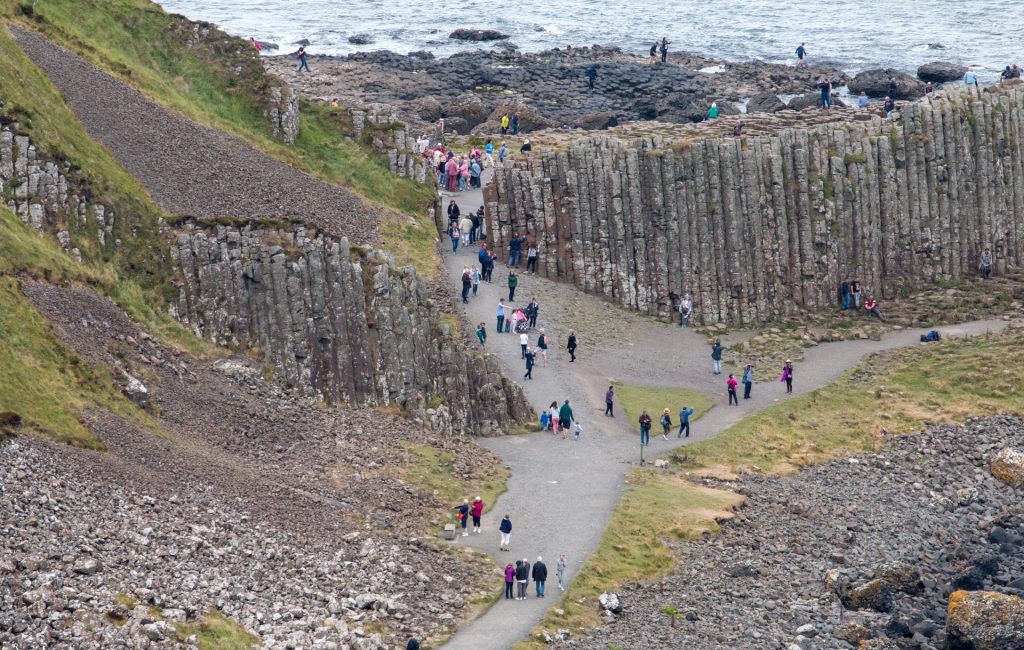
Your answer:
920;330;941;343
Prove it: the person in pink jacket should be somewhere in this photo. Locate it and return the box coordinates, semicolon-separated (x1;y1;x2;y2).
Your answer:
504;563;516;599
445;158;459;192
470;497;484;534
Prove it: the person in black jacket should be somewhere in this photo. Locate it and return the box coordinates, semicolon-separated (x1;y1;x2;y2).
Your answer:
532;556;548;597
406;635;420;650
567;330;577;362
447;200;460;226
516;558;531;600
524;348;536;380
499;514;512;551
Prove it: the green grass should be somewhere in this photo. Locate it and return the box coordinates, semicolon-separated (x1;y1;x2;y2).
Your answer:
0;204;114;286
612;381;714;427
175;611;258;650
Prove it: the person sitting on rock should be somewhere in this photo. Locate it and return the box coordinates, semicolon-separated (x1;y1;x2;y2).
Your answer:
520;139;532;154
884;96;896;119
864;295;884;321
857;91;869;108
732;120;744;137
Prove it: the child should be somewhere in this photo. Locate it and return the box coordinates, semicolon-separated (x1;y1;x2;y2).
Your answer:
476;322;486;347
472;266;480;297
572;422;582;441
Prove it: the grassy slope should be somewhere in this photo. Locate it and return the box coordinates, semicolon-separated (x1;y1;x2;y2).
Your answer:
613;382;714;428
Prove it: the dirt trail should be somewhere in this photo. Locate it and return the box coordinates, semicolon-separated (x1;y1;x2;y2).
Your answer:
437;175;1017;649
11;25;379;244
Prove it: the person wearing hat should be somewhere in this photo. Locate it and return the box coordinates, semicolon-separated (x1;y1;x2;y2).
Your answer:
470;496;484;534
520;139;532;154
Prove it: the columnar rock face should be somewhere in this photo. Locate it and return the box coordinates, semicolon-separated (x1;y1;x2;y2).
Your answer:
485;86;1024;326
348;103;430;182
171;222;531;435
266;84;300;145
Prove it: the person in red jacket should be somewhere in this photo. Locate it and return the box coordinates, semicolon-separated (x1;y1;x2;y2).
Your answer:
470;497;484;534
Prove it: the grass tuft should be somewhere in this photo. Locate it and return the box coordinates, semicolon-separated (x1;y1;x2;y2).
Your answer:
174;610;259;650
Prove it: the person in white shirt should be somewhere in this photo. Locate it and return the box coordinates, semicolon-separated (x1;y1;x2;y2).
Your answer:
520;331;529;358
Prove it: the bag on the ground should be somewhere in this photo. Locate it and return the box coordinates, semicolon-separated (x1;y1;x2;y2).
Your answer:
920;330;941;343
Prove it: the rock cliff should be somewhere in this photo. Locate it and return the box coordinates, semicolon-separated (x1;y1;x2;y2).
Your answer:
485;86;1024;325
171;221;531;435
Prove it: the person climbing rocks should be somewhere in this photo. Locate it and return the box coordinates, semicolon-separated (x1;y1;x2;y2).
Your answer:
520;139;532;154
461;267;471;303
850;276;862;308
567;330;577;362
537;328;549;365
964;67;979;93
450;222;461;254
840;278;852;310
497;298;506;333
499;514;512;551
660;408;673;440
508;269;518;301
476;322;487;347
727;374;739;405
638;409;652;446
500;113;510;135
504;563;515;599
742;364;754;399
864;295;884;321
857;91;869;108
605;385;615;416
516;558;531;600
526;241;538;273
295;45;310;72
524;347;536;380
708;102;720;119
520;330;529;358
527;297;539;328
679;294;692;327
650;41;659;63
795;42;807;67
678;406;694;438
532;556;548;597
508;233;523;268
781;360;794;394
660;36;670;63
980;249;993;279
559;400;574;432
455;498;470;537
586;65;597;89
557;555;568;591
470;496;484;534
711;339;723;374
818;76;832;110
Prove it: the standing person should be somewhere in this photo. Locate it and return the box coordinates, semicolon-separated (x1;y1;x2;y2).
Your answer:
727;374;739;405
742;364;754;399
508;233;523;268
520;330;529;358
446;156;459;192
549;402;560;435
586;65;597;89
472;266;480;297
500;113;510;135
450;222;461;254
499;142;508;163
511;112;520;136
461;266;471;303
711;339;723;375
483;250;495;283
679;294;692;327
499;515;512;551
887;76;899;100
537;329;549;366
707;102;720;119
781;360;794;394
795;42;807;67
864;295;884;321
470;157;482;190
532;557;548;598
523;347;536;380
605;385;615;416
963;67;979;93
476;322;487;347
819;76;832;110
567;330;577;362
980;249;993;279
527;297;539;329
850;276;862;308
504;563;515;599
649;41;659;63
660;36;670;63
678;405;694;438
556;555;568;591
475;205;485;241
496;299;506;333
508;269;518;301
455;498;470;537
638;410;652;446
572;421;582;440
296;45;310;72
840;278;851;310
484;140;495;167
559;399;574;432
447;199;460;226
470;496;484;534
526;242;538;273
660;408;673;440
516;558;531;600
249;36;263;52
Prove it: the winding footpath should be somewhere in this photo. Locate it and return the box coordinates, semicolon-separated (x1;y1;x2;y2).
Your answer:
439;170;1016;649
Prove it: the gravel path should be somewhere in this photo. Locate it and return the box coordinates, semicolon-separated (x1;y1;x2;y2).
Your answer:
438;174;1017;648
11;26;379;244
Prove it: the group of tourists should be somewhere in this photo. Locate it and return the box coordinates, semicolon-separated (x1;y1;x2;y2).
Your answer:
430;142;496;193
539;399;582;439
447;201;485;253
505;555;569;600
637;404;695;446
838;278;884;321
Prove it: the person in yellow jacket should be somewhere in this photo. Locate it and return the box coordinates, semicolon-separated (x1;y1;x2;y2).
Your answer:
501;114;510;135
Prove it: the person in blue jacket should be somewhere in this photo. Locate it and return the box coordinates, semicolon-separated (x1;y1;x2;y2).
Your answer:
678;406;694;438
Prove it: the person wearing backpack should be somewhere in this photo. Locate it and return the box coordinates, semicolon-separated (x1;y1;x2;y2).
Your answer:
711;339;723;374
678;406;694;438
660;408;673;440
638;410;652;446
537;329;549;366
727;374;739;405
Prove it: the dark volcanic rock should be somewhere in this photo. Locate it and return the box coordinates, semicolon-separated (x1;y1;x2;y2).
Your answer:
746;92;786;113
849;68;925;99
788;92;847;111
917;61;968;83
443;93;488;131
348;33;375;46
449;28;509;42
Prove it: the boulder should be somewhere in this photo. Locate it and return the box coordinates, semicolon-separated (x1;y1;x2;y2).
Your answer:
482;102;560;134
849;68;925;99
72;558;102;575
787;93;847;111
952;556;999;591
598;591;622;614
449;29;509;42
990;447;1024;487
917;61;968;83
946;590;1024;649
844;578;893;612
121;373;150;410
746;92;787;114
442;94;488;131
347;34;375;46
574;111;618;130
405;97;443;123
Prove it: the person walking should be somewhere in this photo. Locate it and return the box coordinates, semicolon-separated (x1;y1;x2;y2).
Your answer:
532;557;548;597
447;199;460;226
963;67;979;93
586;65;597;89
537;329;549;366
459;214;473;244
572;421;582;441
450;222;461;254
742;364;754;399
516;558;530;600
660;408;673;440
711;339;723;374
296;45;310;72
505;268;516;300
476;322;486;347
980;249;993;279
556;555;568;591
508;234;523;268
496;299;506;333
659;36;670;63
864;295;884;321
526;242;538;273
781;360;794;394
559;399;574;432
678;294;692;327
727;374;739;405
639;410;652;446
455;498;470;537
519;331;529;358
840;278;851;310
795;42;806;67
548;402;560;435
567;330;577;362
483;250;494;283
499;515;512;551
678;405;694;438
470;496;484;534
524;348;536;380
605;385;615;416
484;139;495;167
461;267;471;304
504;563;515;599
499;142;508;163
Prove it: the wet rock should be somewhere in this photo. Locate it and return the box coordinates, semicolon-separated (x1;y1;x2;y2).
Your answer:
917;61;968;83
348;34;375;46
449;29;509;42
787;92;847;111
848;68;925;99
746;92;786;113
946;590;1024;649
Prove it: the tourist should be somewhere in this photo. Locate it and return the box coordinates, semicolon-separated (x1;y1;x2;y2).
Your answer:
455;498;470;537
567;330;577;362
499;142;509;162
508;233;523;268
559;399;574;431
501;113;510;135
711;339;723;375
840;278;851;309
660;408;673;440
650;42;659;63
520;139;532;154
512;112;520;136
537;328;549;365
504;563;515;599
605;385;615;416
727;374;739;405
296;45;310;72
497;298;506;333
679;294;692;327
708;102;720;119
499;514;512;551
660;36;670;63
864;295;884;321
461;266;471;303
437;158;447;189
639;410;652;446
406;635;420;650
249;37;262;52
963;67;979;93
857;91;869;108
472;266;480;297
557;555;568;591
450;222;461;254
980;249;993;279
527;297;539;328
470;157;482;189
524;347;536;380
818;76;832;110
446;156;459;192
475;205;485;240
459;213;473;244
470;496;484;534
732;120;744;137
447;199;460;225
526;241;538;273
516;558;531;600
888;77;898;100
926;81;933;94
572;421;582;440
742;364;754;399
884;96;896;119
484;139;495;167
795;42;806;67
508;269;518;301
520;330;529;358
586;65;597;89
850;276;862;308
533;557;548;597
678;405;694;438
781;360;794;394
549;402;560;435
457;158;469;191
476;322;486;347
